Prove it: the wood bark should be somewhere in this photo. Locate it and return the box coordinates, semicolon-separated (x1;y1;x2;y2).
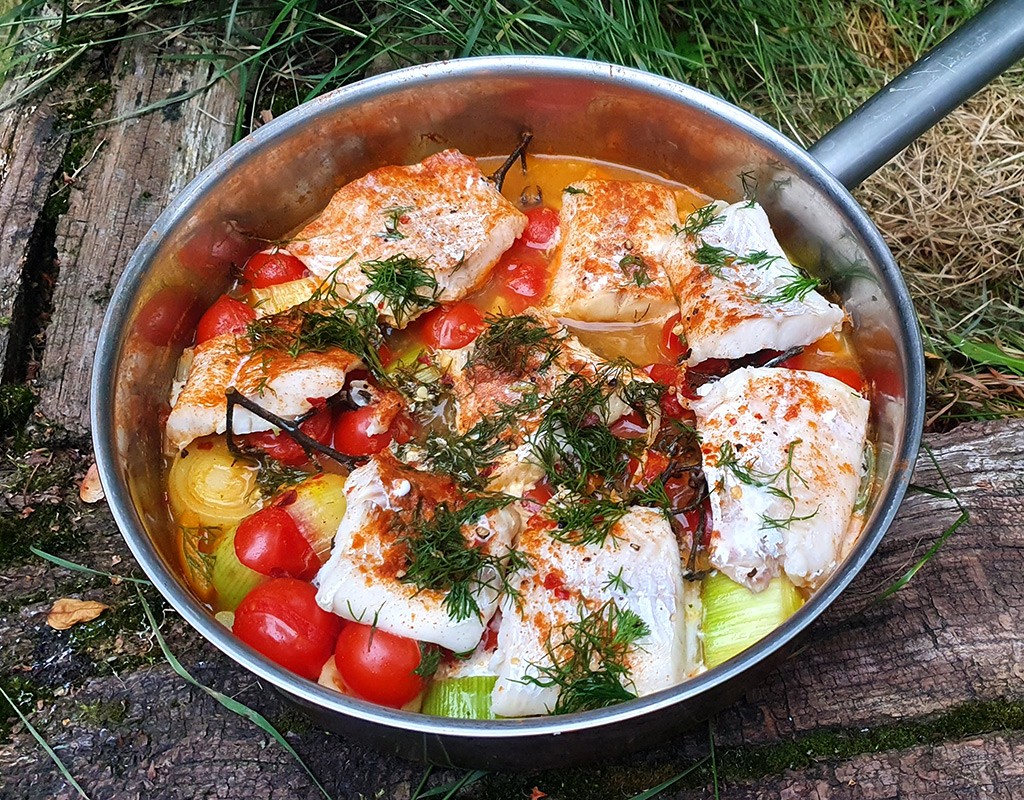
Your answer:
35;39;238;431
2;420;1023;799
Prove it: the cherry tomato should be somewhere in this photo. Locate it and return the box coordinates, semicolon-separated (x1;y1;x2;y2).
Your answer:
420;302;485;350
233;578;342;680
241;407;334;466
134;287;203;347
522;479;554;509
521;206;559;249
491;245;548;313
645;363;687;418
333;406;395;457
659;314;686;362
242;251;309;289
334;623;426;708
780;354;865;393
609;410;648;439
235;507;320;580
195;295;256;344
664;475;697;511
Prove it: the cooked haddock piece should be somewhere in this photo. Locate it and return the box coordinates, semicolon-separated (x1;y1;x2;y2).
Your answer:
489;507;698;717
314;453;521;653
432;312;658;496
691;366;870;591
543;179;683;323
164;332;358;452
667;202;844;365
287;149;527;327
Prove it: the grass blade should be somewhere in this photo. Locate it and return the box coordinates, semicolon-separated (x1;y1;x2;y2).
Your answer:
0;685;91;799
627;756;709;800
31;546;153;585
136;588;334;800
416;769;487;799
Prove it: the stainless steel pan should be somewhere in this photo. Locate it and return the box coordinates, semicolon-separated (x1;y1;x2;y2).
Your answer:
91;0;1024;769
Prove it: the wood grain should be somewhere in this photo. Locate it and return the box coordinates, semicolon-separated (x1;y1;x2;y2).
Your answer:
35;39;238;431
2;420;1022;799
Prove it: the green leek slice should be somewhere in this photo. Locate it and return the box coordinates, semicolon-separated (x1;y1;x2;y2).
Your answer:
701;571;803;669
421;676;497;719
211;527;265;612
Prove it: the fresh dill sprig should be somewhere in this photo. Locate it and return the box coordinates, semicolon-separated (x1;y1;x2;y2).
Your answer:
522;599;650;715
715;439;814;531
618;254;652;287
545;494;630;548
469;314;562;376
734;249;780;269
602;567;632;594
753;271;822;304
413;644;442;678
563;185;588;196
379;204;415;241
693;241;734;277
674;203;722;237
253;456;312;497
398;494;526;622
360;253;439;326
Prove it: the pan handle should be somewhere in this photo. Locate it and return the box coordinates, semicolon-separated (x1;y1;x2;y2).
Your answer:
809;0;1024;189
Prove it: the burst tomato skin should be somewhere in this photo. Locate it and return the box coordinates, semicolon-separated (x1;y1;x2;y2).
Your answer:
240;407;334;466
235;507;320;580
233;578;342;680
420;302;485;350
332;406;394;457
659;313;686;362
609;410;648;439
645;363;688;418
780;354;865;393
135;287;203;347
493;245;548;312
242;251;308;289
334;623;426;708
522;206;559;249
195;295;255;343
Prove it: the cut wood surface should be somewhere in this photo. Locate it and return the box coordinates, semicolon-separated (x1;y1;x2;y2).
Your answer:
2;419;1022;799
35;38;237;432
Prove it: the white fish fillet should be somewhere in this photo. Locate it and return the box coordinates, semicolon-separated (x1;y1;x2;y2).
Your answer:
667;202;844;365
164;332;358;452
287;149;527;327
314;454;521;653
691;366;870;591
489;507;695;717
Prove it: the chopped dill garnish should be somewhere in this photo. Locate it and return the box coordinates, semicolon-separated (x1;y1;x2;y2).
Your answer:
753;271;822;304
693;241;734;277
714;439;814;531
618;254;652;287
545;495;630;548
674;203;722;237
521;599;650;715
734;249;780;269
360;253;439;326
602;567;632;594
563;185;588;196
398;494;527;622
413;644;442;678
379;204;415;241
469;314;562;376
253;456;311;497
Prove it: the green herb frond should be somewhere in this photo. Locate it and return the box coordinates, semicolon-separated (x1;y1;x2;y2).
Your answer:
545;494;630;548
602;567;632;594
522;599;650;715
469;314;562;376
563;186;588;196
675;203;722;238
361;253;439;326
753;270;823;304
379;204;416;241
618;254;652;287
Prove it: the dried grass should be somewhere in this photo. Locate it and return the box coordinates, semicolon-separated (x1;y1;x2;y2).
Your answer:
848;8;1024;427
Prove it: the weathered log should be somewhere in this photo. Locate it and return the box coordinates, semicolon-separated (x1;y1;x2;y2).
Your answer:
2;420;1022;799
35;38;238;432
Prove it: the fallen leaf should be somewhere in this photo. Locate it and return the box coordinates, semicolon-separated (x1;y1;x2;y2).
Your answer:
47;598;109;630
80;463;105;503
260;109;274;125
530;789;548;800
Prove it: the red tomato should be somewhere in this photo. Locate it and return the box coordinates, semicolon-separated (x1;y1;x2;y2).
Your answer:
659;313;687;362
542;572;572;602
134;287;203;347
521;206;559;249
241;407;334;466
242;251;309;289
334;623;426;708
421;302;485;350
645;363;687;418
780;353;865;393
233;578;342;680
522;479;554;509
235;507;320;580
609;410;648;439
664;476;697;511
333;406;394;457
493;247;548;313
195;295;255;344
